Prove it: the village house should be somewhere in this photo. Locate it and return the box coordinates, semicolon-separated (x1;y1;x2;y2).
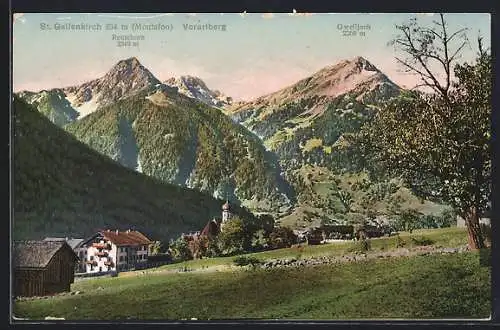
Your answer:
13;240;78;297
80;229;153;273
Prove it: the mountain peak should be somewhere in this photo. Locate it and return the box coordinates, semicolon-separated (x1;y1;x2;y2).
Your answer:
164;75;232;108
109;57;149;75
118;56;141;65
349;56;378;72
59;57;161;113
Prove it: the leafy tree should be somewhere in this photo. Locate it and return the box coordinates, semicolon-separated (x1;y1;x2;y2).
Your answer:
361;14;490;249
250;229;270;251
268;226;298;249
244;213;275;237
168;236;192;262
395;209;423;233
149;240;164;255
204;236;222;258
337;190;354;212
436;209;457;228
217;217;246;255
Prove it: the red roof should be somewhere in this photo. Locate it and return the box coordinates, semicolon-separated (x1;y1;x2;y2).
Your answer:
100;230;152;246
200;220;219;237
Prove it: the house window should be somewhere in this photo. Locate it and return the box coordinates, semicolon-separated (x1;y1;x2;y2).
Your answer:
90;256;94;261
119;256;124;262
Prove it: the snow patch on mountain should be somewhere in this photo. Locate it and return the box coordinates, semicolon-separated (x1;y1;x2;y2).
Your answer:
164;75;233;108
65;93;101;119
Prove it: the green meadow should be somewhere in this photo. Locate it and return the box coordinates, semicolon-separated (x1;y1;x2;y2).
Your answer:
13;227;491;320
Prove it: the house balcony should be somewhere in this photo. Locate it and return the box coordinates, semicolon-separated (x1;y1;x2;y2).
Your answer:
95;251;108;257
86;260;97;266
92;242;112;250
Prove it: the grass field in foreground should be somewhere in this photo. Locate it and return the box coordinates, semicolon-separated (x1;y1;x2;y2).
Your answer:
13;249;490;320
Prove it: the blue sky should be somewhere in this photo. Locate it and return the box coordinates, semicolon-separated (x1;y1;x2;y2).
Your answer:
13;13;491;101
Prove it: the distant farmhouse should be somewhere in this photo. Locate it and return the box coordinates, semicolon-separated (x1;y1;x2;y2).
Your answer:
13;240;78;297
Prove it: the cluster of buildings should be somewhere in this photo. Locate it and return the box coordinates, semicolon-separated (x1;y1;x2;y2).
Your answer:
12;200;236;298
181;200;235;258
13;229;154;297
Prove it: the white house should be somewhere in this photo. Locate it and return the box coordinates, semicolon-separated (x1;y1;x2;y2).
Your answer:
81;229;153;273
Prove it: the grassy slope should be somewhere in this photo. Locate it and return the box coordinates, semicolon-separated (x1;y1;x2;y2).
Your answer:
14;250;490;319
12;95;256;242
139;227;470;272
279;165;449;229
230;92;450;229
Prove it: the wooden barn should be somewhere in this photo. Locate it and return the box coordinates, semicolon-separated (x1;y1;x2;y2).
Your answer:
13;240;79;297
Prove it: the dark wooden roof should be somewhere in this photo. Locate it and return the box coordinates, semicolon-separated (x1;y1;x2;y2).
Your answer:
43;237;85;249
13;240;78;269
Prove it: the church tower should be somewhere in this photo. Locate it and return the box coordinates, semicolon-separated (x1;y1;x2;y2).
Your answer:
220;200;232;230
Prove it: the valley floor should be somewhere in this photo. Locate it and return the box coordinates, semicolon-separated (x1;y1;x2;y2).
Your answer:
12;227;491;320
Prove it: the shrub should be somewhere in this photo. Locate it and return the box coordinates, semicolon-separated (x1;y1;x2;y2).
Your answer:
233;256;262;267
348;238;371;253
395;234;406;248
410;236;435;246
